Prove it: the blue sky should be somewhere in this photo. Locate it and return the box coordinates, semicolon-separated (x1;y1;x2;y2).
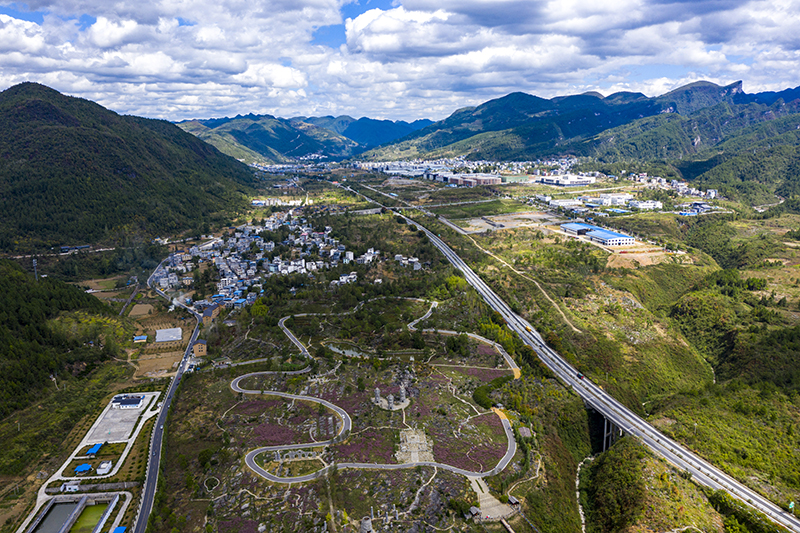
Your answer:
312;0;394;47
1;0;799;121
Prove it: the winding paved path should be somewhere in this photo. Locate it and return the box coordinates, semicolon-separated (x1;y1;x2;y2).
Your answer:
278;316;311;357
231;371;516;484
243;418;515;484
230;374;352;437
232;293;520;484
343;184;800;531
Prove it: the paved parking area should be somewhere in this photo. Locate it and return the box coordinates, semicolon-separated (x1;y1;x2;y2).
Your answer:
85;392;159;443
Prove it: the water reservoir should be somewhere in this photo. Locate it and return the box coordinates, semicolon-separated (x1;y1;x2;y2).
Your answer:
69;504;108;533
32;503;79;533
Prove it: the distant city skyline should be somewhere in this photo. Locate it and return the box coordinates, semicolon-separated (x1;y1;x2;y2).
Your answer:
1;0;799;121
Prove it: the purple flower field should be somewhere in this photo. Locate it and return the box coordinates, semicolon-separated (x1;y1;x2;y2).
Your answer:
476;343;498;356
232;398;283;416
452;367;511;382
252;422;302;445
218;518;258;533
332;428;396;464
430;414;507;472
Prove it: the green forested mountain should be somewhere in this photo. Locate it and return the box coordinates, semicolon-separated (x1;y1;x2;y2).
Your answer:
354;79;800;205
328;116;433;148
178;114;434;162
364;82;750;161
363;80;800;188
0;82;258;252
568;99;800;160
0;259;112;418
178;114;359;163
574;99;800;203
654;80;746;114
364;90;667;160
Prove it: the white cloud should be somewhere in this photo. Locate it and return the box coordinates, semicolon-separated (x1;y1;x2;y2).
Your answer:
0;14;47;54
87;17;147;48
1;0;800;121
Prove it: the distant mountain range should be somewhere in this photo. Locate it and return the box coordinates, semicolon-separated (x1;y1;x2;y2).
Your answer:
363;81;793;161
0;83;257;253
6;79;800;247
179;80;800;166
177;114;433;164
177;80;800;205
359;80;800;204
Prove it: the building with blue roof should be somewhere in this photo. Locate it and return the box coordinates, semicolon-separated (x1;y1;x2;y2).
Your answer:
74;463;92;474
561;222;596;235
586;229;634;246
86;443;102;455
113;527;126;533
561;223;634;246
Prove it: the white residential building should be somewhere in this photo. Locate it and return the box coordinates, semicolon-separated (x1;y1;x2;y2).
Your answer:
628;200;663;210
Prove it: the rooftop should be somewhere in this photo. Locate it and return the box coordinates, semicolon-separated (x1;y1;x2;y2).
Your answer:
155;328;183;343
586;229;632;241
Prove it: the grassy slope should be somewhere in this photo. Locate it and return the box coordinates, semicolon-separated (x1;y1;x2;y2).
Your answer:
423;205;800;520
581;437;723;533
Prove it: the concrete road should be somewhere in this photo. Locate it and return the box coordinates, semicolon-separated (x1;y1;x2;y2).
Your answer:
133;263;202;533
230;375;352;437
412;216;800;532
278;316;310;357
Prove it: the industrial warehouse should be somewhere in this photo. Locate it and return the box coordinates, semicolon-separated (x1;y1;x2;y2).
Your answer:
560;222;635;246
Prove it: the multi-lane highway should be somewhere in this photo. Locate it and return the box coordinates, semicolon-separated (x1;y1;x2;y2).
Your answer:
134;194;799;532
132;265;202;533
399;212;800;532
341;186;799;531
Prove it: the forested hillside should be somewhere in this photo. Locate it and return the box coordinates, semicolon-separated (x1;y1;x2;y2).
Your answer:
0;82;258;252
0;260;114;418
363;81;752;161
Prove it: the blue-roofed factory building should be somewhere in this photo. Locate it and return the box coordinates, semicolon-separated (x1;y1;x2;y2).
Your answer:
561;222;596;235
561;223;635;246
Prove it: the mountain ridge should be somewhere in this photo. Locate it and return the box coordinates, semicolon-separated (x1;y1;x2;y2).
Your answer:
0;82;257;253
177;113;434;163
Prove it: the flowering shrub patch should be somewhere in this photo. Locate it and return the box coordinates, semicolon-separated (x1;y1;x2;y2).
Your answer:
218;518;258;533
252;422;302;445
232;398;283;416
451;366;511;382
430;413;507;472
332;428;397;464
477;343;498;356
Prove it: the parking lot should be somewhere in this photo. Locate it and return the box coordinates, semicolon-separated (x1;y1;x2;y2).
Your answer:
85;392;159;443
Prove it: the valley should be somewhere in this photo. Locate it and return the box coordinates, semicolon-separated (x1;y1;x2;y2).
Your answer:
2;82;800;533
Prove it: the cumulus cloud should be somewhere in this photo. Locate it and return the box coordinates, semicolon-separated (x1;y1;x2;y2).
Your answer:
1;0;800;121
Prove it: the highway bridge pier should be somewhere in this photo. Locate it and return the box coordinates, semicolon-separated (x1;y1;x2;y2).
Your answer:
602;417;623;451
